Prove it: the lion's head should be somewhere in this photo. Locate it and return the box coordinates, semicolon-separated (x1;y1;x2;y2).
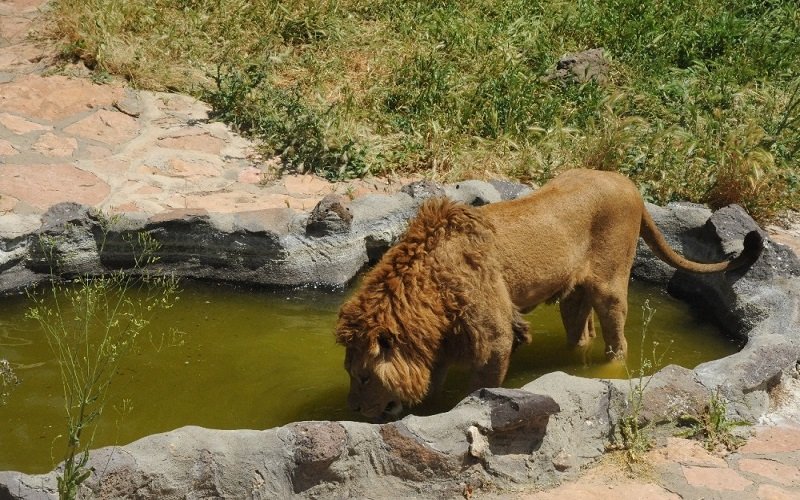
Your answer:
334;198;497;420
335;281;445;420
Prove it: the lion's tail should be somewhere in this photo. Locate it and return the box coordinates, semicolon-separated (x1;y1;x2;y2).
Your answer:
639;209;763;273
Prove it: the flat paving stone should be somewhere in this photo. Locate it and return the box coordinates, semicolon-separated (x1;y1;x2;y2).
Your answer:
654;437;728;467
738;458;800;486
0;111;50;134
0;163;109;209
757;484;800;500
63;109;139;145
31;131;77;157
740;425;800;454
157;130;226;155
0;75;123;121
520;481;680;500
682;464;754;491
0;138;18;155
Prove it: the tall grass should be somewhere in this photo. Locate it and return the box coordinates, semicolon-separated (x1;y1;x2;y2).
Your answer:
47;0;800;221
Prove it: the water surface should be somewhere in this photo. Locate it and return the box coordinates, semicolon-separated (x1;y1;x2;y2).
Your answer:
0;280;739;473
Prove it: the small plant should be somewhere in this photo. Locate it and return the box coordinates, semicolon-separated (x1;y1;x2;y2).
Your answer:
609;300;671;465
677;387;749;452
0;359;20;406
27;230;179;500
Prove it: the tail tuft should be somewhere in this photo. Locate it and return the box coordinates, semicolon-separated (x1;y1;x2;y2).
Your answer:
741;230;764;264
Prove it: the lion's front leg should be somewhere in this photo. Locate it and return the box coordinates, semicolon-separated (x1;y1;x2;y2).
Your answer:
457;273;516;392
428;361;450;396
464;309;516;391
469;346;513;392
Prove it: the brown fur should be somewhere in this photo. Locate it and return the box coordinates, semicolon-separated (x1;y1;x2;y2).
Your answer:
335;169;762;419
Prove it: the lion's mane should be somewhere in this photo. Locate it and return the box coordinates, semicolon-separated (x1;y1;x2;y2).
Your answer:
335;198;499;404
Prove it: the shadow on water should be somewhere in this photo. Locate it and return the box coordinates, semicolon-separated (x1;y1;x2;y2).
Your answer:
0;280;739;473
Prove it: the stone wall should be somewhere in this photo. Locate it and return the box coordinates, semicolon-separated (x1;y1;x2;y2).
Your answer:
1;181;798;499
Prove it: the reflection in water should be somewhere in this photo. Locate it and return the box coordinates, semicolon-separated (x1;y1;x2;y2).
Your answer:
0;280;738;473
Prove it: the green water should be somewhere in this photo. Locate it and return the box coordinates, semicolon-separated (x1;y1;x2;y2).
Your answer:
0;280;739;473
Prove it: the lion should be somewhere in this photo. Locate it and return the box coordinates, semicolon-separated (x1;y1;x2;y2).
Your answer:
334;169;763;420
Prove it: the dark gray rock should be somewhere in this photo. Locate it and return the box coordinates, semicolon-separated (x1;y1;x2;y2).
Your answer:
521;373;622;485
488;180;534;201
544;48;609;85
695;334;800;421
0;192;418;293
709;205;800;280
0;390;569;499
474;388;559;433
27;202;102;275
400;180;445;200
305;194;353;237
639;365;711;425
290;422;347;493
445;180;501;206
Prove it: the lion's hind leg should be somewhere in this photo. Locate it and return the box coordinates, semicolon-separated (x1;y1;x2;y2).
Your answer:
588;282;629;360
559;286;596;348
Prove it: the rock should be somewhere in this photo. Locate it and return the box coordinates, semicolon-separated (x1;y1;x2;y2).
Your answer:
26;202;102;274
290;422;347;493
113;90;143;118
444;180;501;206
467;426;489;459
379;423;455;481
488;180;534;200
0;471;55;499
0;164;110;211
0;178;799;498
400;179;445;200
695;334;800;421
523;372;622;476
0;75;124;121
63;109;140;146
544;48;610;85
552;450;575;472
474;387;560;434
709;204;800;280
305;194;353;237
639;365;711;425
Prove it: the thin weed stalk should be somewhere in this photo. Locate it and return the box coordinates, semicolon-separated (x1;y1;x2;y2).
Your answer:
27;231;179;500
611;299;672;465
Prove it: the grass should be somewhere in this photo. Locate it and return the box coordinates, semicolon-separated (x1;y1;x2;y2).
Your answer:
45;0;800;221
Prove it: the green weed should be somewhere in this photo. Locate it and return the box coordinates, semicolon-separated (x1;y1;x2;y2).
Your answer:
677;387;749;452
0;359;19;406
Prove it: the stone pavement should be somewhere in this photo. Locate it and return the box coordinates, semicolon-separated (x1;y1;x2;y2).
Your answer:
518;424;800;500
0;0;415;243
2;1;800;499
